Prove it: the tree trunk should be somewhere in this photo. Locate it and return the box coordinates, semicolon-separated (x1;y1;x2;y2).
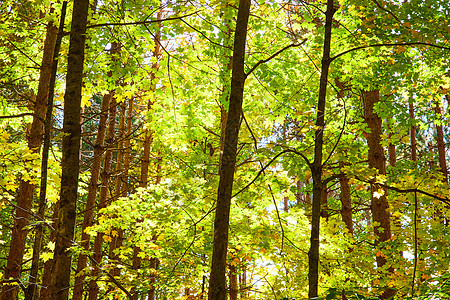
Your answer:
363;90;395;300
308;0;336;298
434;99;448;184
37;202;59;300
409;102;417;161
25;4;68;300
72;87;112;300
208;1;250;299
48;1;89;299
1;12;58;300
88;94;118;300
229;264;238;300
339;162;353;234
131;12;162;300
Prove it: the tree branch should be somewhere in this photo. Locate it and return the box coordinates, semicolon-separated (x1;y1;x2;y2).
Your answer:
330;42;450;63
245;39;307;78
86;11;199;29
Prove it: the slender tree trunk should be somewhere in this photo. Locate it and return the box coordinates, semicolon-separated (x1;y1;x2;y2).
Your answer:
308;0;336;298
1;12;58;300
48;1;89;299
434;99;448;183
37;202;59;300
409;102;417;162
363;90;395;300
107;100;126;280
87;94;117;300
320;184;329;220
339;162;353;234
130;13;162;300
25;5;68;300
229;264;238;300
72;89;112;300
208;1;250;299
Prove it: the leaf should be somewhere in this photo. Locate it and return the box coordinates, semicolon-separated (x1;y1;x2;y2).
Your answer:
40;251;54;262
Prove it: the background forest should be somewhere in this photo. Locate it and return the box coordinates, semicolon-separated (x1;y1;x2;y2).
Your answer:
0;0;449;299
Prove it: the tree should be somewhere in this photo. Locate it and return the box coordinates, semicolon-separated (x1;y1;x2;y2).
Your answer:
208;0;251;299
49;0;89;298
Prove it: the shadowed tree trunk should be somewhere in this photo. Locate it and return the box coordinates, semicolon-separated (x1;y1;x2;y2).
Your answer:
434;99;448;184
409;102;417;162
308;0;336;298
363;90;395;300
48;0;89;299
1;12;58;300
25;4;68;300
208;0;250;299
339;162;353;234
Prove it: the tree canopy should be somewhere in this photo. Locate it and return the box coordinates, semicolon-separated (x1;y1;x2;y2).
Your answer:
0;0;449;299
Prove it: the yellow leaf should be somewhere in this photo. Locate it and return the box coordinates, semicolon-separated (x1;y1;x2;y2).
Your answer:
373;188;385;199
40;251;54;262
103;235;112;242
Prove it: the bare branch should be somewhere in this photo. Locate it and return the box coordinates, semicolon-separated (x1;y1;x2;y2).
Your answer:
86;11;199;29
331;42;450;63
245;39;307;78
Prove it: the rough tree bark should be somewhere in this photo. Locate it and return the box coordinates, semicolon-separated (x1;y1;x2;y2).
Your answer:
48;0;89;299
308;0;336;298
1;12;58;300
207;0;250;299
363;90;395;300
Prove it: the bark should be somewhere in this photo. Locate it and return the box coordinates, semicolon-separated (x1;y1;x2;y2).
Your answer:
48;1;89;299
1;13;58;300
308;0;336;298
72;89;112;300
208;1;250;299
339;162;353;234
320;184;329;220
434;100;448;183
108;100;126;279
409;102;417;161
88;94;117;300
25;4;67;300
363;90;395;300
229;264;238;300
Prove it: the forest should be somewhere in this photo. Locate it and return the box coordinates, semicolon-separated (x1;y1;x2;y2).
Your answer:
0;0;449;299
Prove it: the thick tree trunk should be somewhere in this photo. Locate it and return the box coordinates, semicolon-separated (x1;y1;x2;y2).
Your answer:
208;1;250;299
434;99;448;183
363;90;395;300
48;1;89;299
308;0;336;298
25;5;68;300
1;13;58;300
